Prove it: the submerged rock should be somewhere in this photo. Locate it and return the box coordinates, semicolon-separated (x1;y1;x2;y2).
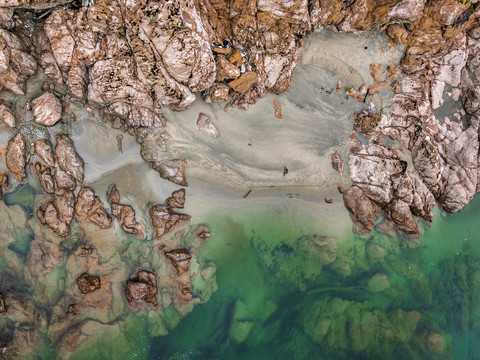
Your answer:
0;172;8;200
0;293;7;313
6;131;26;182
125;269;157;307
32;92;62;126
76;273;101;294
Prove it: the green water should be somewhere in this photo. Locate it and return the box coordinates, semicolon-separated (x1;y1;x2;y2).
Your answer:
146;196;480;360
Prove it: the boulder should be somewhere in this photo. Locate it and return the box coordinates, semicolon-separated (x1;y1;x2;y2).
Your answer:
6;131;26;182
150;204;191;238
76;273;101;294
32;92;62;126
125;269;157;307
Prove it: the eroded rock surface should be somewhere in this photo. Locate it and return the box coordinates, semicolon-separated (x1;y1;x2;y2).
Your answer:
75;186;112;229
0;172;8;200
76;273;101;294
108;185;145;238
150;204;190;239
55;134;84;183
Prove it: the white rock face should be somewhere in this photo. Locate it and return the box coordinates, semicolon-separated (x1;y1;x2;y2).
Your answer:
196;113;220;139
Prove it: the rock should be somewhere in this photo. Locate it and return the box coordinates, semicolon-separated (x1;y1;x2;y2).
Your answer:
0;29;37;95
166;189;186;209
152;159;188;186
108;185;144;237
229;71;258;93
32;92;62;126
367;273;390;292
369;64;379;82
125;269;157;307
66;303;78;316
53;190;75;224
150;204;191;238
215;55;241;82
204;84;230;102
353;110;381;133
331;150;343;175
273;99;282;119
107;184;121;204
164;248;192;276
0;293;7;313
385;199;419;236
6;131;26;182
55;134;84;183
75;186;112;229
387;24;408;45
300;235;337;265
368;81;389;94
197;113;220;138
0;172;8;200
53;164;76;191
0;100;16;127
426;332;444;353
35;139;55;167
343;186;378;234
228;48;243;66
36;201;69;237
76;273;101;294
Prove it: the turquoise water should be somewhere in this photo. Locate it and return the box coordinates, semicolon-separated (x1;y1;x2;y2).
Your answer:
147;196;480;360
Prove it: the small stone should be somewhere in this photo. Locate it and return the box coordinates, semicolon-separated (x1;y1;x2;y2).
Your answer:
369;64;379;82
205;84;230;102
229;71;258;93
228;48;243;66
273;99;282;119
32;92;62;126
368;81;389;94
331;150;343;175
197;113;220;138
76;273;101;294
216;55;241;82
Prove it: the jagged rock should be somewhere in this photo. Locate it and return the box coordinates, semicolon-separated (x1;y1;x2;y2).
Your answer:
343;186;378;234
164;248;192;276
76;273;101;294
35;139;55;167
34;162;54;194
6;131;26;182
107;184;121;204
229;71;258;93
152;159;188;186
108;185;145;237
368;81;389;94
32;92;62;126
75;186;112;229
353;110;382;133
150;204;190;238
36;201;69;237
54;190;75;224
215;55;241;82
0;29;37;95
0;172;8;200
0;293;7;313
125;269;157;307
55;134;84;183
53;163;76;191
331;150;343;175
197;113;220;138
204;84;230;102
166;189;186;209
136;128;171;164
66;303;78;316
0;100;16;127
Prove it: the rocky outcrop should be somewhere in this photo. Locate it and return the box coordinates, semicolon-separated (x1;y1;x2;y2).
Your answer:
125;269;157;307
76;273;101;294
150;204;190;239
36;190;75;237
32;92;62;126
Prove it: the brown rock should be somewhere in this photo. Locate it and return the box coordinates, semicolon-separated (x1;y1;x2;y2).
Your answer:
387;24;408;45
331;150;343;175
107;184;121;204
273;99;282;119
166;189;186;209
66;304;78;316
150;204;191;238
53;164;76;191
36;201;69;237
369;64;379;82
0;100;16;127
205;84;230;102
385;199;419;236
55;134;84;183
76;273;101;294
34;162;55;194
125;269;157;307
197;113;220;138
54;190;75;224
152;159;188;186
0;172;8;200
343;186;378;234
32;92;62;126
35;139;55;167
229;71;258;93
75;186;112;229
368;81;389;94
353;110;382;133
213;47;232;55
228;48;243;66
111;202;144;237
164;248;192;276
216;55;241;82
0;293;7;313
6;131;26;182
387;65;400;74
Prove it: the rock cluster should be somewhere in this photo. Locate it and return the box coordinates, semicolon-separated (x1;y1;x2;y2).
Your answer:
150;188;190;239
108;185;145;238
